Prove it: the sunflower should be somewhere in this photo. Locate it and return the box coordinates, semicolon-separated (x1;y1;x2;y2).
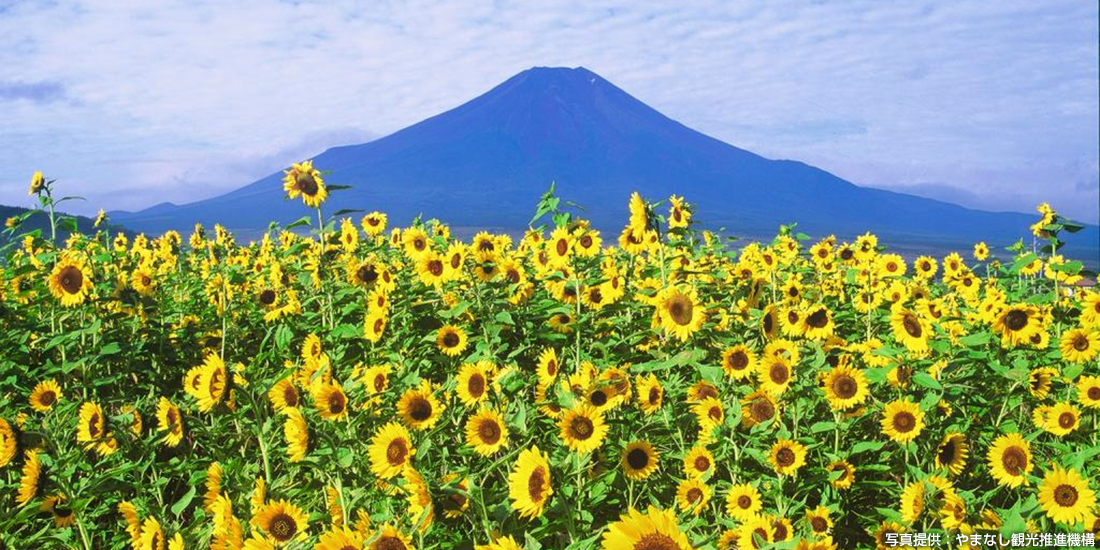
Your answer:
935;432;969;476
987;433;1032;488
559;405;608;454
1043;402;1080;436
668;195;691;229
311;383;349;422
800;303;834;340
16;450;40;506
675;478;711;515
40;495;74;527
282;160;327;208
821;364;868;411
48;254;93;307
456;362;490;407
736;516;774;549
369;422;415;479
1028;366;1059;399
757;355;794;396
253;499;308;545
740;391;779;428
465;408;508;456
724;483;763;520
436;325;468;357
1060;328;1099;363
138;517;166;550
1038;465;1096;526
546;227;574;268
721;344;756;381
475;535;523;550
536;348;560;387
268;379;300;412
631;374;663;415
1077;375;1100;409
195;353;229;412
805;506;832;535
29;170;45;194
77;401;107;445
899;480;925;524
361;364;391;395
364;310;387;343
889;306;930;353
769;439;807;476
284;408;308;462
316;526;365;550
415;250;447;287
397;383;444;431
993;303;1041;347
826;460;855;490
601;506;692;550
655;285;705;341
880;399;924;444
621;440;660;480
508;446;552;519
156;397;184;447
29;379;62;412
131;266;156;296
360;211;388;236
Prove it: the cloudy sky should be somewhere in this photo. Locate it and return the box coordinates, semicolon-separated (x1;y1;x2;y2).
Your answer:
1;0;1097;222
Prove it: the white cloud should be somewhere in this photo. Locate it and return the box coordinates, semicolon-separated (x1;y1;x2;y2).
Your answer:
0;0;1096;221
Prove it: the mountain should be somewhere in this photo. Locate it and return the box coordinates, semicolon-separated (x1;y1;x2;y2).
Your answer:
112;66;1098;259
1;204;126;248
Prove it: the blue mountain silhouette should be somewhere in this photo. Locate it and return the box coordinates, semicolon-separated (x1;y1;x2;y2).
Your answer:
112;66;1097;257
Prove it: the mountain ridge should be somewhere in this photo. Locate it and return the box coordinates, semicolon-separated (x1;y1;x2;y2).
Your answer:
111;66;1098;259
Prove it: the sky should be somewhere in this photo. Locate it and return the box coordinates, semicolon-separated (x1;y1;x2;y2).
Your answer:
1;0;1097;223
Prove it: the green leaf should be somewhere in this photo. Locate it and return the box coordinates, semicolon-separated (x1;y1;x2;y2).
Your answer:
171;485;196;517
850;440;886;455
286;216;312;230
913;372;942;390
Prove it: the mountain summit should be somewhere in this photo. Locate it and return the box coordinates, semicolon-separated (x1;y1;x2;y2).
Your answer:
112;66;1096;254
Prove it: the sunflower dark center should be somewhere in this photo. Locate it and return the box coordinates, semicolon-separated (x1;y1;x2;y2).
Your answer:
449;254;462;269
840;249;854;260
283;386;299;407
1054;484;1079;507
570;416;594;439
1004;310;1029;331
467;374;485;398
769;363;789;384
294;173;318;196
442;332;459;347
763;313;774;333
376;538;406;550
527;467;546;502
555;239;568;256
1073;335;1089;351
588;288;603;303
902;315;922;338
589;389;608;407
58;266;83;294
427;259;444;277
373;318;385;333
811;517;828;532
686;487;703;503
1088;387;1100;400
751;399;775;422
1001;446;1027;475
729;351;749;371
506;268;520;283
633;533;678;550
666;295;693;325
787;311;799;324
385;439;408;465
737;495;752;509
373;375;386;393
356;265;378;284
268;513;297;541
327;392;345;414
892;412;916;432
938;440;957;465
626;448;650;469
1058;412;1075;429
409;398;432;421
776;447;796;467
694;456;710;472
833;375;857;399
708;406;722;421
807;309;829;328
39;391;57;406
580;235;593;248
648;387;660;405
477;419;501;444
259;290;276;305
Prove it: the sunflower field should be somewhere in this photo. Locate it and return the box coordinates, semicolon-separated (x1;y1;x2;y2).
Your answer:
1;165;1098;550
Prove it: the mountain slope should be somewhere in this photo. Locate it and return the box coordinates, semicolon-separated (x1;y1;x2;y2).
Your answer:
112;67;1098;257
